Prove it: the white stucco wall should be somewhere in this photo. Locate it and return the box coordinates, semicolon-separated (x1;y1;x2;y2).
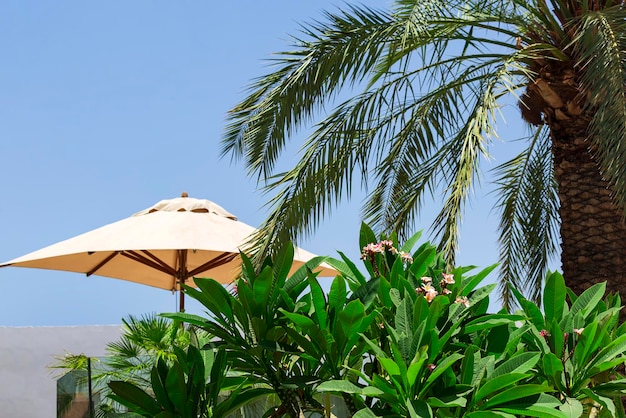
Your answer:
0;325;121;418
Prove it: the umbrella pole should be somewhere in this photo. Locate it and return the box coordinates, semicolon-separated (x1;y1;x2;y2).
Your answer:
177;249;188;312
179;283;185;312
87;357;94;418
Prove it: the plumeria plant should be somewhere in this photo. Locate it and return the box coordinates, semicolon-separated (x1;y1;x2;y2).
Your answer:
109;223;626;417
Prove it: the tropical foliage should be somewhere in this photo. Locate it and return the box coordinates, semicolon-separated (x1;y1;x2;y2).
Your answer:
222;0;626;308
144;224;626;418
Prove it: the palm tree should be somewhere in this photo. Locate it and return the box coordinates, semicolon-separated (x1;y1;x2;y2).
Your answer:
222;0;626;308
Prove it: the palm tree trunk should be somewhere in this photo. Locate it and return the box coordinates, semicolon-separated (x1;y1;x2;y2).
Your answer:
551;117;626;304
527;62;626;308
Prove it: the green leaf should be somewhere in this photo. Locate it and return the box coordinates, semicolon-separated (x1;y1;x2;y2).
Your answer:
354;408;381;418
109;381;162;415
150;360;172;410
185;279;233;322
543;272;565;324
460;264;498;296
426;395;467;408
464;314;525;334
338;299;366;337
558;398;583;418
570;282;606;319
399;230;423;254
541;353;564;391
481;385;553;409
465;412;516;418
165;362;187;413
475;373;531;403
580;388;616;416
328;275;347;314
317;380;363;394
272;242;295;285
586;333;626;374
419;353;463;397
359;222;378;251
407;399;433;418
330;251;367;286
308;273;328;329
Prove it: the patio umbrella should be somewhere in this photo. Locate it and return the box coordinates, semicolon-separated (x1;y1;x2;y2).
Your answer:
0;193;337;311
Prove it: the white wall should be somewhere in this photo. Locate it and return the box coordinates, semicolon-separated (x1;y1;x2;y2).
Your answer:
0;325;121;418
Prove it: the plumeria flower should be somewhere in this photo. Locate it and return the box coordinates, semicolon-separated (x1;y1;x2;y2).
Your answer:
424;289;438;303
422;283;435;292
442;288;452;295
441;273;455;285
454;296;470;307
421;283;438;302
421;276;433;284
539;329;551;338
380;240;398;254
573;328;584;336
399;251;413;263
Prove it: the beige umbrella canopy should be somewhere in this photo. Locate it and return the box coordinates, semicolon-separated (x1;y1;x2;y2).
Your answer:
0;193;337;310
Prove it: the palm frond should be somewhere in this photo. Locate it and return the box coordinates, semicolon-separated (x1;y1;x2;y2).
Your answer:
493;127;559;309
222;5;394;180
575;7;626;210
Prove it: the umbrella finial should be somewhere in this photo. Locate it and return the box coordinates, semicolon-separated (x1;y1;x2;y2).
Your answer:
181;192;188;198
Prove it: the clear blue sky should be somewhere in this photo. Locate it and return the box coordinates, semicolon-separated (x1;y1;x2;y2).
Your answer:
0;1;524;326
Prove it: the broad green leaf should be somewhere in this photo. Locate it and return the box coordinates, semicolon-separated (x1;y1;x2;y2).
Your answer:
359;222;378;250
150;362;172;409
308;273;328;329
475;373;531;403
408;246;437;279
379;357;401;376
339;299;366;337
354;408;381;418
573;321;599;366
330;251;367;286
558;397;583;418
426;395;467;408
399;230;423;253
328;275;347;314
252;267;274;313
272;242;295;285
285;255;330;296
109;381;162;415
541;353;564;391
460;264;498;296
481;385;552;409
570;282;606;319
408;399;433;418
467;284;497;307
406;348;428;392
317;380;363;394
460;345;478;385
165;362;187;413
464;314;525;334
186;279;233;322
586;333;626;374
465;412;516;418
543;272;566;324
580;388;616;416
396;296;413;338
495;405;567;418
419;353;464;397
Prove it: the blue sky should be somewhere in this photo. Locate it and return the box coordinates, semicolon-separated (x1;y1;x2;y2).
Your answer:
0;1;525;326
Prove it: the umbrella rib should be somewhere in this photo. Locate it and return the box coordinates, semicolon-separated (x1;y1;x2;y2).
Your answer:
86;252;119;277
139;249;180;276
121;250;177;276
187;252;238;278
